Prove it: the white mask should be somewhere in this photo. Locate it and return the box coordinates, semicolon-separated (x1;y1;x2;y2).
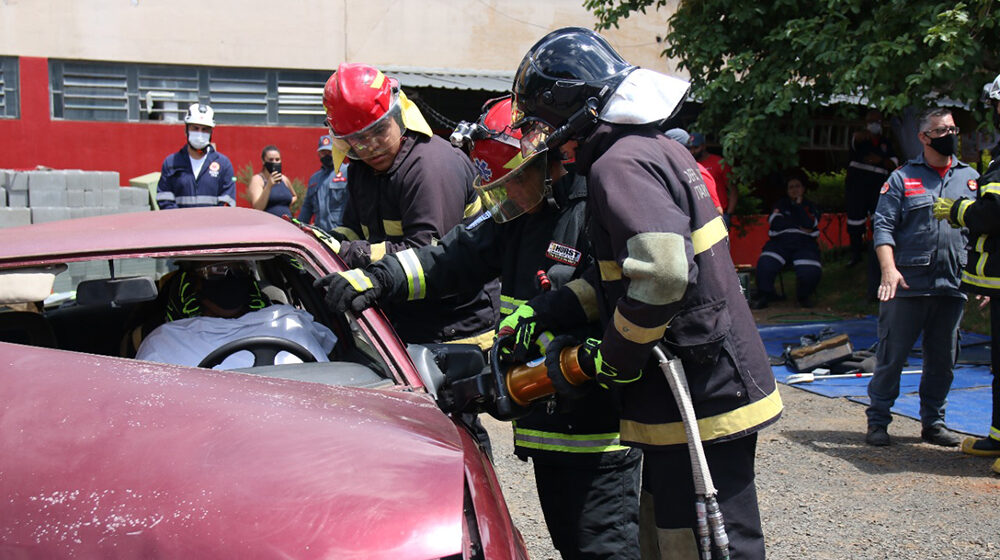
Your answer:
188;130;211;150
866;122;882;135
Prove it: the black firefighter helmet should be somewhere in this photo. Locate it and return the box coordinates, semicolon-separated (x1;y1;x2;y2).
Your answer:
511;27;636;147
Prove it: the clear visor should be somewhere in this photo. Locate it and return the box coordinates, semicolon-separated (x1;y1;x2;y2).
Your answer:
518;119;555;158
474;150;548;223
329;100;406;161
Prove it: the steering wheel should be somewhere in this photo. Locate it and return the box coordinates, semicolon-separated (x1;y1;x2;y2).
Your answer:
197;336;318;369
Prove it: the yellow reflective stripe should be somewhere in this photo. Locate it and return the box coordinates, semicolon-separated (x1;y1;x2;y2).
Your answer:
980;182;1000;196
977;235;987;253
395;248;426;300
361;225;370;239
306;225;341;254
536;330;555;353
464;196;483;219
566;278;599;322
370;70;385;89
333;226;360;241
500;295;526;316
990;426;1000;440
513;427;630;453
691;216;728;255
445;330;494;351
383;219;403;236
957;199;973;227
621;387;783;446
340;269;373;291
613;308;667;344
370;242;387;262
963;270;1000;290
599;260;622;281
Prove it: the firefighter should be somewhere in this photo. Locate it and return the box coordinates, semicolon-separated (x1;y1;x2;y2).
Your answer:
320;97;641;559
505;28;782;559
156;103;236;209
933;74;1000;474
319;63;497;348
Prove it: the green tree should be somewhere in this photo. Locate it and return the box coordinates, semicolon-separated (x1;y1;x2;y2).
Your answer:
585;1;1000;186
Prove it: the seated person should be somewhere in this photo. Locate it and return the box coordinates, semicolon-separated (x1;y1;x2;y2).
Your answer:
753;171;823;309
135;260;336;369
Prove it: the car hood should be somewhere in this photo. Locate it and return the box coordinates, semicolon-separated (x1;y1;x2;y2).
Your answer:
0;344;468;559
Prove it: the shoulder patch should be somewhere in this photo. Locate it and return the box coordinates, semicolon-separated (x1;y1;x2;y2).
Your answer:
546;241;582;266
969;179;978;191
879;182;890;195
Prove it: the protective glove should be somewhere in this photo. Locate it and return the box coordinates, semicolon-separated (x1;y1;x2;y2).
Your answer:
932;197;956;223
576;338;642;389
314;268;384;314
544;335;591;401
496;304;548;363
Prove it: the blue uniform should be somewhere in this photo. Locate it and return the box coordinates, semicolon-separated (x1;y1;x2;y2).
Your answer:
867;153;977;430
299;164;349;232
756;196;822;304
156;147;236;209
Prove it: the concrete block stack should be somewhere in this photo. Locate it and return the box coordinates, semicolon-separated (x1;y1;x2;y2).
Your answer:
0;168;153;229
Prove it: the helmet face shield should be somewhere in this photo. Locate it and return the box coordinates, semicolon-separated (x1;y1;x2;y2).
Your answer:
474;150;548;223
517;118;556;158
329;98;406;161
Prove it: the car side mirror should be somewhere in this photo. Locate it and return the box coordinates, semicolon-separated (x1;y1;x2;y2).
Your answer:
76;276;158;307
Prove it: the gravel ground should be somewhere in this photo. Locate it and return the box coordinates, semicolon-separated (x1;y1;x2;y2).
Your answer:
483;383;1000;559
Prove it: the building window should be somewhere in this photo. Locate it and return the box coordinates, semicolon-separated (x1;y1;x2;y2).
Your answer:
49;60;330;126
0;57;20;119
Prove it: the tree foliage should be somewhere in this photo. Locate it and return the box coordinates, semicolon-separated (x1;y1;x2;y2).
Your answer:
585;0;1000;186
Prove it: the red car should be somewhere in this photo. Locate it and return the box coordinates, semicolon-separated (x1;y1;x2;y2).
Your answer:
0;207;527;559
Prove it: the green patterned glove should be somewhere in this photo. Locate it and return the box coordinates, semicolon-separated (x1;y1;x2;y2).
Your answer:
576;338;642;389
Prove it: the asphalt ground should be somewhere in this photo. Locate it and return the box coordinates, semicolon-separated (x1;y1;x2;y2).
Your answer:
483;382;1000;559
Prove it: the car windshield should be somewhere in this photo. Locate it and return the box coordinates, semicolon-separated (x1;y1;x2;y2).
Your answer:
0;252;397;389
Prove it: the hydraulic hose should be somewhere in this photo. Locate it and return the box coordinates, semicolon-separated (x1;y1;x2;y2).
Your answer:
652;344;730;560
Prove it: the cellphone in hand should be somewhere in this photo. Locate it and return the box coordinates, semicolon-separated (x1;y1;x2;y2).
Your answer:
264;161;282;175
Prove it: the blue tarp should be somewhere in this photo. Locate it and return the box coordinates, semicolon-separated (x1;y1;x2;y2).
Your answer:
759;317;992;437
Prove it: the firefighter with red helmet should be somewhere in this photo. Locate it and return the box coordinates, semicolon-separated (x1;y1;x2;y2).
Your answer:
505;28;782;560
318;63;497;348
321;97;641;558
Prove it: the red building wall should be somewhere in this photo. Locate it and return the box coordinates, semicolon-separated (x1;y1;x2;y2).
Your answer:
0;57;329;207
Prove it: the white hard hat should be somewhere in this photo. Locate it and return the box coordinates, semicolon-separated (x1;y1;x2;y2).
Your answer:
982;74;1000;105
184;103;216;127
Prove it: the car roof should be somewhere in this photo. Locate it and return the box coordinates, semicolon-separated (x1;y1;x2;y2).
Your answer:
0;207;327;265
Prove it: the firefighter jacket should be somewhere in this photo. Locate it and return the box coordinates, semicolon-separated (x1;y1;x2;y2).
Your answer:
335;131;497;345
371;173;630;466
768;197;821;239
156;146;236;209
527;123;782;450
873;153;976;298
947;157;1000;295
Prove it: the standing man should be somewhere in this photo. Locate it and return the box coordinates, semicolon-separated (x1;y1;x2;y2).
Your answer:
299;134;349;232
321;97;641;559
508;28;781;559
688;132;735;220
933;75;1000;474
156;103;236;209
846;110;898;265
865;107;977;448
320;62;496;348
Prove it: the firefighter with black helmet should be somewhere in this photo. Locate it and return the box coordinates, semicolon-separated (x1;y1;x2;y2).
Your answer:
933;74;1000;475
318;63;497;349
506;27;782;560
320;97;641;559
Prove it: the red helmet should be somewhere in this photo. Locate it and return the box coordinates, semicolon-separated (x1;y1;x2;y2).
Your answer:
466;97;548;223
324;63;395;135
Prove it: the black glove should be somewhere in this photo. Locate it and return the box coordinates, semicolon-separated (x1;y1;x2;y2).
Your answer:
314;268;384;314
544;335;590;401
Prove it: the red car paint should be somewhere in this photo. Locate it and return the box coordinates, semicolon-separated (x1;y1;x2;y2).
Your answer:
0;207;527;559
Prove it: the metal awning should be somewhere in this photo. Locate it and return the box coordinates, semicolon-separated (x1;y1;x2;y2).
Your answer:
379;66;515;92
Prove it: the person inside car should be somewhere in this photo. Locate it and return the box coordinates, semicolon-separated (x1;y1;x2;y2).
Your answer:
135;260;336;369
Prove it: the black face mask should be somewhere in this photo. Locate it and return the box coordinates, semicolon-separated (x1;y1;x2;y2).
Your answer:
929;133;958;157
320;154;334;169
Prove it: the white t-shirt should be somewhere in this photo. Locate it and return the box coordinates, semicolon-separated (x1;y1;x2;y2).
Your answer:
136;304;337;370
189;154;206;178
